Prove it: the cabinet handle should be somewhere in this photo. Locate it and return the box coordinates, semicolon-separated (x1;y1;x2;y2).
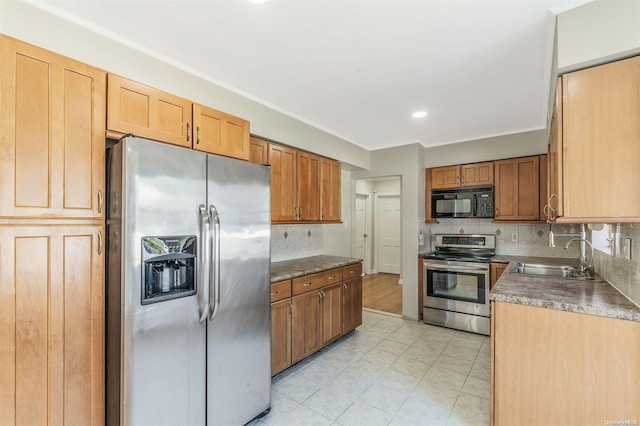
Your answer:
350;270;355;275
456;175;459;184
321;208;325;219
303;282;312;287
543;204;549;218
270;291;279;296
98;231;103;255
186;123;191;142
461;175;464;184
98;189;103;214
289;300;293;314
197;126;201;145
343;283;347;289
495;207;499;217
318;292;322;300
329;275;336;280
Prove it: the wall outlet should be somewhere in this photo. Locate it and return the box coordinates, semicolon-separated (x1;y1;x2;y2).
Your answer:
512;233;518;242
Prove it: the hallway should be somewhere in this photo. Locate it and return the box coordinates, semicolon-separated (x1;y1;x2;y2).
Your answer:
362;273;402;315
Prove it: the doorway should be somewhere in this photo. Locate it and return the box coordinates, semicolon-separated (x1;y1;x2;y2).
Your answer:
353;177;402;316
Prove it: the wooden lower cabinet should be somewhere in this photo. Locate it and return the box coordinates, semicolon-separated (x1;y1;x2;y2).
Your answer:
291;290;322;364
489;262;507;289
491;302;640;425
342;277;363;333
270;298;292;376
272;262;363;376
0;225;105;425
321;283;343;346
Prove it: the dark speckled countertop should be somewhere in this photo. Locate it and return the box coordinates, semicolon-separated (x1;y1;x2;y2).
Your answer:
489;255;640;322
271;255;362;283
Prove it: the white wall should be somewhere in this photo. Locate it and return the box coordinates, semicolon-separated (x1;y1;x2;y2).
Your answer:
352;144;425;321
424;130;547;168
558;0;640;72
0;0;369;169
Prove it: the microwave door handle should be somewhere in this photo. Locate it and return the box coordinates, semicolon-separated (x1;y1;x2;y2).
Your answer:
473;194;477;216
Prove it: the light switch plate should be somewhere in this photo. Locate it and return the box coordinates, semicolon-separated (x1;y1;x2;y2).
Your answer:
512;233;518;242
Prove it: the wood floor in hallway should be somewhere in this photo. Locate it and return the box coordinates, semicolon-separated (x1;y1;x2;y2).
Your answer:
362;272;402;315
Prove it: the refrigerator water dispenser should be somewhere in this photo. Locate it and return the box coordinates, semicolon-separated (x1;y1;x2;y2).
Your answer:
141;235;196;304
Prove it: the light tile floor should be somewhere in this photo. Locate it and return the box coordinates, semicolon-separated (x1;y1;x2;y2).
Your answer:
249;311;490;426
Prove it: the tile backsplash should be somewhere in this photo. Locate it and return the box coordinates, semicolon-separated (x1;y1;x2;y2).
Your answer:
592;224;640;307
425;219;581;258
271;223;351;262
424;219;639;308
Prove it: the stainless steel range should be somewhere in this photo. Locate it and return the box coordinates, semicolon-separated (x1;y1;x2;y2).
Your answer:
423;234;496;335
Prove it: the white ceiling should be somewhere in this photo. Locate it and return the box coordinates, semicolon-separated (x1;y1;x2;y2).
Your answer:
39;0;590;151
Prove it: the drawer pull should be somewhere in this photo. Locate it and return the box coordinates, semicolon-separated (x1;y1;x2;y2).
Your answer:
329;275;336;280
303;282;312;287
350;270;355;274
343;283;347;289
270;291;279;296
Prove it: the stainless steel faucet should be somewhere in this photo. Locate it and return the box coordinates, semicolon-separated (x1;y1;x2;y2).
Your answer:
565;238;595;278
548;223;586;264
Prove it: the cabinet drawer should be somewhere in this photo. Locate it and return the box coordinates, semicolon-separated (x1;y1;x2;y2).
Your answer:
270;280;291;303
292;268;342;295
342;263;362;280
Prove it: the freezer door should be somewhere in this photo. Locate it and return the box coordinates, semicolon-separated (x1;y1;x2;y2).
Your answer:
112;137;208;426
206;154;271;426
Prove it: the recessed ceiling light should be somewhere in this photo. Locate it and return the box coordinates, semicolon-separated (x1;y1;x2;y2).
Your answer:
412;111;427;118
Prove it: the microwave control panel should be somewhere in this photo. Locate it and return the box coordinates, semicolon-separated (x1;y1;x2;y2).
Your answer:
476;193;493;217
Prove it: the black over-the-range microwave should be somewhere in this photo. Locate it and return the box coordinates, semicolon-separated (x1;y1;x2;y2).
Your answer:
431;186;494;218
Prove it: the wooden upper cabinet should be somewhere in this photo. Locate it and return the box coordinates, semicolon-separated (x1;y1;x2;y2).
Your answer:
320;158;341;222
546;77;563;221
431;165;460;189
431;162;493;190
0;225;105;426
107;74;192;148
193;104;250;160
560;55;640;222
297;152;321;221
461;162;494;187
494;156;540;221
0;36;106;219
249;137;269;165
269;143;297;222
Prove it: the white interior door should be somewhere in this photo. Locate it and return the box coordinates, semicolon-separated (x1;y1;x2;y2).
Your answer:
354;194;369;272
377;195;400;274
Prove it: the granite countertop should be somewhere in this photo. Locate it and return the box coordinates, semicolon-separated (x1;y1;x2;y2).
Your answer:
271;255;362;283
489;256;640;322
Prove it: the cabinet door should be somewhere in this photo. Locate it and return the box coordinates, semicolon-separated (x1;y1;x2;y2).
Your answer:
297;152;321;221
320;158;341;222
461;162;494;187
249;136;269;165
0;36;106;219
494;156;540;221
193;104;250;160
546;77;563;220
291;291;322;363
270;299;292;376
492;302;640;425
107;74;192;148
490;263;507;289
321;283;343;346
342;277;362;334
0;225;105;426
269;143;297;222
562;56;640;221
431;165;460;189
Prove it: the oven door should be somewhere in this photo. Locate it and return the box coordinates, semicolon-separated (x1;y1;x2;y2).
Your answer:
424;261;490;317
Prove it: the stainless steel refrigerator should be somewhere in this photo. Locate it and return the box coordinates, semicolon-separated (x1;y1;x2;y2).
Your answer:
106;136;271;426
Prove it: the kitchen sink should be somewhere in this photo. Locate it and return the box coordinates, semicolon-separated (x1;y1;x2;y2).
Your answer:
511;262;592;279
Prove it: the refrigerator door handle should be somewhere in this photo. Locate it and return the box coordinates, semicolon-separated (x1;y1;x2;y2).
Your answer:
198;204;210;324
208;203;221;321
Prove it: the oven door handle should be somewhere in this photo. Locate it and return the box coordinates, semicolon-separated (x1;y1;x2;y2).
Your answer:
425;265;489;273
